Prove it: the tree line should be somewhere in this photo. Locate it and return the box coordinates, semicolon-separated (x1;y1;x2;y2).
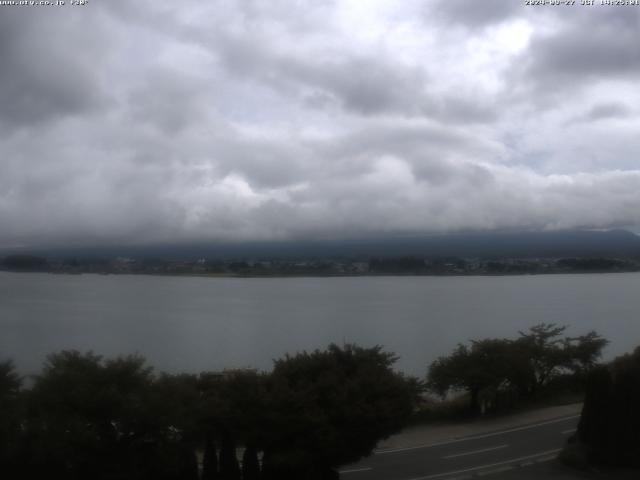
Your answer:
0;344;419;480
0;324;617;478
426;323;608;415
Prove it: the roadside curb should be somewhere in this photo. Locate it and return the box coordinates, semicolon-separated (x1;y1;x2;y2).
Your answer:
375;403;583;453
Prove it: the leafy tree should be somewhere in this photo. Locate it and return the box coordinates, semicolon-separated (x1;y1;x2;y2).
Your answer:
0;359;21;398
149;373;203;479
199;369;269;480
22;350;176;479
25;351;107;478
576;346;640;467
4;345;420;479
199;369;268;449
151;373;201;441
428;325;608;413
262;344;419;479
563;331;609;376
517;324;607;395
516;323;570;394
0;360;22;474
427;339;517;414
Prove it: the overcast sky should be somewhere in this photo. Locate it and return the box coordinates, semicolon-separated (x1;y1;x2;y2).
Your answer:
1;0;639;247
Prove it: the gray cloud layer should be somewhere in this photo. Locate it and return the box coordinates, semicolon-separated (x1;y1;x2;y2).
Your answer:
1;1;639;247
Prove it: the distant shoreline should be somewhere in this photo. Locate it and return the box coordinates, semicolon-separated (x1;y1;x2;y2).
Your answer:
3;268;640;279
3;252;640;278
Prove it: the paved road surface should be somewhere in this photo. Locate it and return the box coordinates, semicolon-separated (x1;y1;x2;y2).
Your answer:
340;414;579;480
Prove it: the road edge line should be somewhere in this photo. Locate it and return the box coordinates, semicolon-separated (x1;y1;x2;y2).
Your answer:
375;415;579;455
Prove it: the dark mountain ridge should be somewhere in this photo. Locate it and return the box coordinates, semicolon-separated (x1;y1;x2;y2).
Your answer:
2;229;639;261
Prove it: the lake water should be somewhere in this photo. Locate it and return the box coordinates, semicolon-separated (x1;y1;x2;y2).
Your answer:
1;272;639;377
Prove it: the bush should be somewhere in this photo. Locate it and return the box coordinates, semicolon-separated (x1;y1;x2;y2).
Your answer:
0;344;420;480
574;347;640;467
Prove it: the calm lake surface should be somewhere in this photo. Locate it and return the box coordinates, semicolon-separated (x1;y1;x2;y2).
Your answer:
1;272;639;376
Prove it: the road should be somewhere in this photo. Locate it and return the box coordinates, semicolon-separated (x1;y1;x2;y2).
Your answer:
339;414;580;480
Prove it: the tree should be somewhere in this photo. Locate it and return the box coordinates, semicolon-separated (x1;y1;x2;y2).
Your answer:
517;324;607;395
575;346;640;467
23;350;175;479
199;369;267;479
516;323;569;394
563;331;609;376
0;360;22;475
151;372;202;442
218;431;241;480
427;339;517;414
428;325;608;413
5;345;419;479
0;359;21;398
199;369;268;448
26;351;107;479
262;344;419;479
149;373;203;480
202;434;219;480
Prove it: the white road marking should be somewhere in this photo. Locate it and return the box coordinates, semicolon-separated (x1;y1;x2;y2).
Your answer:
375;415;580;455
407;448;562;480
561;428;577;435
339;467;373;474
476;464;513;476
443;444;508;459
